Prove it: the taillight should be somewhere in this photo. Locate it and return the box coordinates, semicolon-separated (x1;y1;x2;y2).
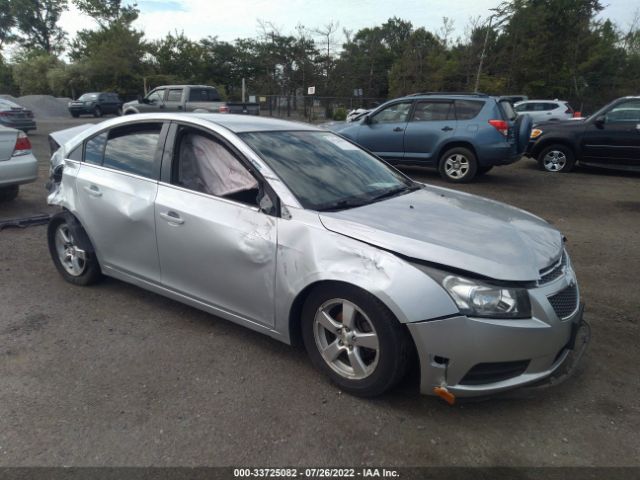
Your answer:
12;131;32;157
218;105;229;113
488;119;508;137
573;111;581;118
27;111;34;118
0;111;9;117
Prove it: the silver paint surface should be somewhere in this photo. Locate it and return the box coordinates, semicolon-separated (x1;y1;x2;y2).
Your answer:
47;113;582;397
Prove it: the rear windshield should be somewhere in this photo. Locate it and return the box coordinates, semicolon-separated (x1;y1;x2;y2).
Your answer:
0;99;22;109
79;93;98;101
188;88;221;102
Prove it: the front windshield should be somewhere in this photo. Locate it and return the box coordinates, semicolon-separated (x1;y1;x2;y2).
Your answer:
240;131;417;211
79;93;98;101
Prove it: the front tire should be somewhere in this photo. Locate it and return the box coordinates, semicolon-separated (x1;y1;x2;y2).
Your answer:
301;284;413;397
47;213;103;286
93;106;102;118
438;147;478;183
538;144;575;172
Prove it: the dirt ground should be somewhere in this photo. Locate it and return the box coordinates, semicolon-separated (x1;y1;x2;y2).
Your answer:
0;119;638;467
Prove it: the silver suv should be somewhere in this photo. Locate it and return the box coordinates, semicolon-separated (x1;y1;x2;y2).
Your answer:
46;113;589;401
515;100;576;123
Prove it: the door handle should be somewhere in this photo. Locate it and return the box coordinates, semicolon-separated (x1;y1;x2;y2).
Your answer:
159;211;184;225
441;126;454;132
83;185;102;197
393;127;404;132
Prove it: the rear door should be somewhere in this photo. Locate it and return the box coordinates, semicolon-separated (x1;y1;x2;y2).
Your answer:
164;88;185;112
356;101;413;162
582;99;640;166
403;100;456;164
154;122;278;326
74;122;168;282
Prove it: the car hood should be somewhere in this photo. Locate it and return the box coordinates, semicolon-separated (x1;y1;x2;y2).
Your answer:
319;185;563;282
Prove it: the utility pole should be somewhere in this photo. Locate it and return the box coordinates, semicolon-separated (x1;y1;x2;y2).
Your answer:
474;16;493;93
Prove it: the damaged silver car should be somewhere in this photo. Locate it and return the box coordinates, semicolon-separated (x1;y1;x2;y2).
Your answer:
46;113;589;401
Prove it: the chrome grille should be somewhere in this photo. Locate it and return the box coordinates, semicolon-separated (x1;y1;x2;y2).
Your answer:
548;285;578;319
539;251;567;284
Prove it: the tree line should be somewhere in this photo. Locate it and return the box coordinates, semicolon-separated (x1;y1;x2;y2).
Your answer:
1;0;639;114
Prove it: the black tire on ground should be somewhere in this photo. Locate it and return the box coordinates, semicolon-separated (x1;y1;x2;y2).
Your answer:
537;144;576;173
71;112;79;118
477;165;493;175
301;283;413;397
0;185;19;202
93;106;102;118
438;147;478;183
116;106;123;116
47;212;103;286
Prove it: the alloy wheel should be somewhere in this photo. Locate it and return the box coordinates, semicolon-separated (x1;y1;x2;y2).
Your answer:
313;298;380;380
543;150;567;172
444;154;470;179
54;223;87;276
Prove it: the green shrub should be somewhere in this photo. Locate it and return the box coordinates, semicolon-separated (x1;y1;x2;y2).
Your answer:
333;107;347;121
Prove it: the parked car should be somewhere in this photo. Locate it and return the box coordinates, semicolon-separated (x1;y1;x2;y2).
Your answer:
332;93;532;183
46;113;589;401
515;99;577;124
499;94;528;105
527;96;640;173
122;85;260;115
68;92;123;118
0;98;37;133
0;126;38;201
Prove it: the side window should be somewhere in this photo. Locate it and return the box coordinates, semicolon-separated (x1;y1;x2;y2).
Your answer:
545;103;558;111
167;89;183;102
147;89;165;104
84;132;107;165
532;103;546;111
606;100;640;123
372;102;412;123
68;144;83;161
514;104;526;113
454;100;484;120
173;128;259;207
188;88;220;102
411;101;454;122
102;123;162;178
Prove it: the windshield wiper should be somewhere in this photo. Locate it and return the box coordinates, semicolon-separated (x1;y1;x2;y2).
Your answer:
318;198;369;212
369;184;421;203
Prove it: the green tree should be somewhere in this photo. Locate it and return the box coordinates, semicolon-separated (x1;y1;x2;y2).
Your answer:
12;50;63;94
9;0;67;54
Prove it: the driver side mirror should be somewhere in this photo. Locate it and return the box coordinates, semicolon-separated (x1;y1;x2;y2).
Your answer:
138;95;149;104
363;114;372;125
594;115;605;128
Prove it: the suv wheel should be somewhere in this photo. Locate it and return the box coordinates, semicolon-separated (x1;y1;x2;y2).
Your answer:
116;106;123;116
439;147;478;183
538;144;575;173
93;106;102;118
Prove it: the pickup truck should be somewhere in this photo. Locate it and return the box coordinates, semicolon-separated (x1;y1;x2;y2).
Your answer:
122;85;260;115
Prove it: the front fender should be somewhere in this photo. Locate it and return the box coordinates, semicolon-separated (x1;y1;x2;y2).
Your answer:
273;211;458;343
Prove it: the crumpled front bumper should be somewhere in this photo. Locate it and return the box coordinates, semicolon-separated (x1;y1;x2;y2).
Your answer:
407;302;589;399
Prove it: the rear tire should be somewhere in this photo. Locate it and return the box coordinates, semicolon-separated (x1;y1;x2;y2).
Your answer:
47;212;103;286
116;106;123;116
0;185;19;202
71;112;79;118
538;144;575;173
438;147;478;183
301;283;413;397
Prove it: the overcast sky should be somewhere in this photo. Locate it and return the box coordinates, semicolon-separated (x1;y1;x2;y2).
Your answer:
60;0;636;46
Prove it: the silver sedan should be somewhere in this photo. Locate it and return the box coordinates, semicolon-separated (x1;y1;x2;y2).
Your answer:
46;113;589;401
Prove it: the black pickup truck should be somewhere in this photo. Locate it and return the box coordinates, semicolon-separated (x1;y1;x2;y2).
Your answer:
122;85;260;116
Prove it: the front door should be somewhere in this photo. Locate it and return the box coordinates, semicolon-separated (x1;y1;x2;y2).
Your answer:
582;99;640;167
155;124;277;326
356;101;413;162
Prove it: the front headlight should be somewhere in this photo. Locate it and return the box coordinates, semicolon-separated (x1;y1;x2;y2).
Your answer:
418;265;532;319
441;275;531;318
530;128;543;139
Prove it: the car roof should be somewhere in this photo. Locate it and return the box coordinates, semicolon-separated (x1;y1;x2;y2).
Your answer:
154;85;218;89
396;92;490;101
192;113;320;133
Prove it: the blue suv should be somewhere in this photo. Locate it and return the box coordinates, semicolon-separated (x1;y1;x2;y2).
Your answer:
334;93;532;182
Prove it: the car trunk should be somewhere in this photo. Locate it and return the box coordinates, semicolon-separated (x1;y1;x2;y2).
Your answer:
0;128;17;161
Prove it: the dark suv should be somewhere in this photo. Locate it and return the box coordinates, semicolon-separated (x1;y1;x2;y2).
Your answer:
333;93;531;182
68;92;123;118
527;96;640;173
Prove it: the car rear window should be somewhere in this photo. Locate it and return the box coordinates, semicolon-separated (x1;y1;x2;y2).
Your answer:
454;100;484;120
102;123;162;178
188;88;221;102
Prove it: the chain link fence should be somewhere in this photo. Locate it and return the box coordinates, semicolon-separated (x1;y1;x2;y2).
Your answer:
255;95;387;123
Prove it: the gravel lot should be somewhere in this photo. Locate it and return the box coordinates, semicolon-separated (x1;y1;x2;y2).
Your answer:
0;118;639;467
